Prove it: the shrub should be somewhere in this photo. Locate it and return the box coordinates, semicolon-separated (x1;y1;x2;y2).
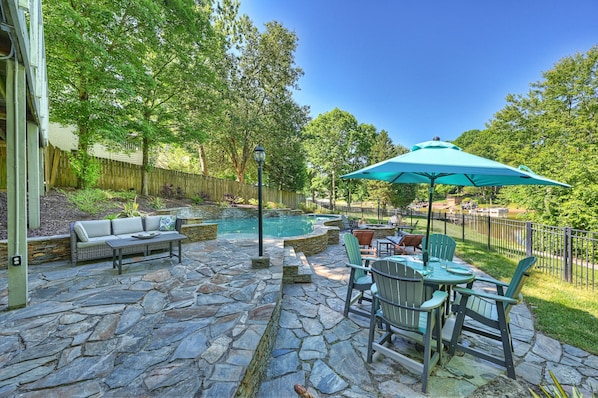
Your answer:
68;152;100;189
149;196;165;210
248;198;258;206
191;194;204;205
160;183;175;198
530;370;593;397
65;188;113;214
224;193;243;206
119;196;142;218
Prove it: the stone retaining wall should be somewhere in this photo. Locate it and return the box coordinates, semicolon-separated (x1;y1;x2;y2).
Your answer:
0;234;71;266
358;226;395;240
283;226;338;256
0;223;217;268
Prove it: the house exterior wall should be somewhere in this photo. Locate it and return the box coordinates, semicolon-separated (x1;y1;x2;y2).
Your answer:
48;123;143;165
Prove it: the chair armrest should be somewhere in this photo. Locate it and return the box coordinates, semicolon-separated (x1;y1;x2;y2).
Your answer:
453;286;519;305
345;262;370;272
420;290;448;310
473;276;509;288
360;248;377;256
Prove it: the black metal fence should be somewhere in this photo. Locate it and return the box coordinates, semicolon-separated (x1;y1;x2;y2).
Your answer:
313;201;597;290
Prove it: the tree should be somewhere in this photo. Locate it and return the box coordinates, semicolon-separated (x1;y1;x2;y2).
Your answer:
45;0;222;192
45;0;161;187
365;130;416;209
469;46;598;230
303;109;372;210
207;15;306;184
120;1;222;195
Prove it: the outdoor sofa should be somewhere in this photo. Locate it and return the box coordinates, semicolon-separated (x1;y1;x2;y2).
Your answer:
70;215;182;266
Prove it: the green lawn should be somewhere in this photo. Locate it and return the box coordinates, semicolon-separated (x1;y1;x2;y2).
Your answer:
455;240;598;356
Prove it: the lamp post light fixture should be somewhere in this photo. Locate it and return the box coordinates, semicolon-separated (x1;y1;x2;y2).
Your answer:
252;145;269;268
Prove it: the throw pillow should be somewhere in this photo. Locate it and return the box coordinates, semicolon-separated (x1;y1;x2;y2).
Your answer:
159;216;176;231
73;222;89;242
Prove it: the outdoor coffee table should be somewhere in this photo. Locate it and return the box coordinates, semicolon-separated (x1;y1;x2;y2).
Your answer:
106;233;187;274
377;239;395;256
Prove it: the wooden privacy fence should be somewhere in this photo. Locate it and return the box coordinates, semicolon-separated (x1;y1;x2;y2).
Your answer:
42;144;306;208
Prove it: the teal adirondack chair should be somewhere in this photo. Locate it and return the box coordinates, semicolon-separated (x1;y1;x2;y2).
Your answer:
343;233;377;317
448;256;537;379
422;233;456;261
367;259;447;393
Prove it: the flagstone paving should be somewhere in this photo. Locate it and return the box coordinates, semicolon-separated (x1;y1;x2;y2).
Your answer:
1;235;597;397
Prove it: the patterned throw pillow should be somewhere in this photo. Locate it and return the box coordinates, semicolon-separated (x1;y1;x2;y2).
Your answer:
159;216;176;231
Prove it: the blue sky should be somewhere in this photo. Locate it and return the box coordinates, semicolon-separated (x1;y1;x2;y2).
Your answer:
239;0;598;149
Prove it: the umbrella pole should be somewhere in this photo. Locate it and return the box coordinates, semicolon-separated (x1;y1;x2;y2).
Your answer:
424;180;435;267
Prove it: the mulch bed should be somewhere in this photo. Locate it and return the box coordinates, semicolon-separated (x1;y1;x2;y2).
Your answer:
0;189;194;240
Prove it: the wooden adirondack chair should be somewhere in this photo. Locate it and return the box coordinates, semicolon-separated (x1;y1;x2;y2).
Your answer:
389;233;424;254
352;230;377;255
367;259;448;393
343;233;377;317
422;233;456;261
448;256;537;379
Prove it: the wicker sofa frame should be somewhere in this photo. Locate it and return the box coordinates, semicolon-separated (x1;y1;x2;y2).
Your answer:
70;216;182;266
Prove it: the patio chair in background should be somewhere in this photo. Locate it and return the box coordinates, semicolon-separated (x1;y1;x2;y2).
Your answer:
448;256;537;379
388;233;424;255
352;230;377;255
367;259;448;393
422;233;456;261
388;214;402;226
343;233;377;317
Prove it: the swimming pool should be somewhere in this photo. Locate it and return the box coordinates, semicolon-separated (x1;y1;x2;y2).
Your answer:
206;215;329;238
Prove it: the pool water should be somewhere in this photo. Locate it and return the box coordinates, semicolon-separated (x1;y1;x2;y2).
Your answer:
206;215;320;238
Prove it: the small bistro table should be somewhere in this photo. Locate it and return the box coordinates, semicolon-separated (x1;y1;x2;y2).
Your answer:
106;233;187;274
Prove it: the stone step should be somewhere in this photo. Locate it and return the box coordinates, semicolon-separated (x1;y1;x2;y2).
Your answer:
283;246;313;283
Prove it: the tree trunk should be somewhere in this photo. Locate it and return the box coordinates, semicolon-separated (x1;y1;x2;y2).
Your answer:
330;170;336;210
198;144;208;176
141;136;150;196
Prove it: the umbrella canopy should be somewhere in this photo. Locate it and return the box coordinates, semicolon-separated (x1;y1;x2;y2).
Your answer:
342;138;570;264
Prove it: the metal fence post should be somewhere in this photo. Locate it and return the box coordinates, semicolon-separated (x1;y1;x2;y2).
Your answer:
461;213;465;241
487;216;491;250
525;222;533;257
564;227;572;283
443;212;447;234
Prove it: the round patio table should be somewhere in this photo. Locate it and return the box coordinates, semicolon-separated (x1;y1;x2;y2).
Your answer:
386;255;476;286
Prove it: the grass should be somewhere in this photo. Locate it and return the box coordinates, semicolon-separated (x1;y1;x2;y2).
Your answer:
455;240;598;355
63;188;134;215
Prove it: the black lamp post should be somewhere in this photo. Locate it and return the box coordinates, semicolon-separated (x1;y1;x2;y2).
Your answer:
254;145;266;257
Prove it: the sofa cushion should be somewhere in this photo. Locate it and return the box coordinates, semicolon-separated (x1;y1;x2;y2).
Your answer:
144;215;162;232
78;235;120;248
159;215;177;231
112;217;144;235
78;219;112;239
73;222;90;242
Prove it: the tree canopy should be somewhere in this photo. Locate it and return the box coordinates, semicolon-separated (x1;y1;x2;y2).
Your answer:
456;46;598;230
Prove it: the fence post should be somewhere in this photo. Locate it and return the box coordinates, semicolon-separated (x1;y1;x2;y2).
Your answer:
564;227;572;283
443;212;447;234
525;222;533;257
487;216;491;250
461;213;465;241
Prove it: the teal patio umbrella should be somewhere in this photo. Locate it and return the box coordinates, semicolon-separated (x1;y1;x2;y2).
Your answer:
342;138;570;265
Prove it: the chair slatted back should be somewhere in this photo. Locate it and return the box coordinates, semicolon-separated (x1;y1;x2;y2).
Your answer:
503;256;537;315
422;234;456;261
344;234;367;280
353;230;375;248
371;259;425;332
